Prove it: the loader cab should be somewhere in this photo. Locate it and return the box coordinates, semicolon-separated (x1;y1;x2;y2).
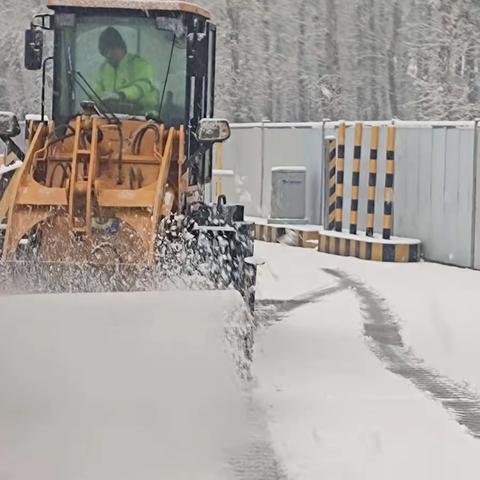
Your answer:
26;0;219;185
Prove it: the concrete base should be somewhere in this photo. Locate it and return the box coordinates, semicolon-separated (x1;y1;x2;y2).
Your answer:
317;229;421;263
267;217;309;226
252;219;422;263
255;223;319;249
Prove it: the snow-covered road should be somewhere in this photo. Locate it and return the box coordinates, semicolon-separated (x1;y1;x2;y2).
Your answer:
0;290;279;480
2;242;480;479
253;242;480;479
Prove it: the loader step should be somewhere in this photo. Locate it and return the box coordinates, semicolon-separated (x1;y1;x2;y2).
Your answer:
17;185;68;206
96;187;155;208
74;180;88;194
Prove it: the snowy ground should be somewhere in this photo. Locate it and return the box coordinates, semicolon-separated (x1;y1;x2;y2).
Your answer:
2;244;480;479
0;291;258;480
253;241;480;479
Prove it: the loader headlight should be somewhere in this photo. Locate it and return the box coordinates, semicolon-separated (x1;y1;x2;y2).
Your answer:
0;112;21;139
197;119;231;144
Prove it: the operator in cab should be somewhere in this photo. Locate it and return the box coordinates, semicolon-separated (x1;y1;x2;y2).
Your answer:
94;27;158;114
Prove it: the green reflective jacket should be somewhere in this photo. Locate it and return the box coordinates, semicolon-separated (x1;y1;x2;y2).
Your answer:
94;53;158;113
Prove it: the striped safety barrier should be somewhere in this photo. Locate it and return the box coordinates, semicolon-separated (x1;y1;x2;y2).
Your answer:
383;127;396;240
366;126;379;237
317;122;421;262
349;122;362;234
334;122;346;232
326;136;337;230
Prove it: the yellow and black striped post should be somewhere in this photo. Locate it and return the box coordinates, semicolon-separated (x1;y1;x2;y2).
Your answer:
366;126;380;237
349;122;363;234
326;136;337;230
383;126;396;240
335;122;346;232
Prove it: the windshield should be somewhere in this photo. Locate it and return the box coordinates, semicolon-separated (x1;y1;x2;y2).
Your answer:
53;12;187;125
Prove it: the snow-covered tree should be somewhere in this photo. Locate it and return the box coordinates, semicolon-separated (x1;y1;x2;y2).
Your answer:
4;0;480;122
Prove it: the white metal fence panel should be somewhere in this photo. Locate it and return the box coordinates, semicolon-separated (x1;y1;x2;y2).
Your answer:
222;123;326;222
223;121;479;268
221;125;263;217
473;123;480;270
263;125;323;222
393;125;474;267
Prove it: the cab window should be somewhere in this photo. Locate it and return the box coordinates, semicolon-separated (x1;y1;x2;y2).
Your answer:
54;13;187;125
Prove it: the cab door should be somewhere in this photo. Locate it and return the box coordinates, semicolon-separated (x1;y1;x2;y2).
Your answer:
186;19;216;187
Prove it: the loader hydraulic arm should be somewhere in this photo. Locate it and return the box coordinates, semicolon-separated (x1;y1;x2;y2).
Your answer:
1;138;25;163
0;112;25;163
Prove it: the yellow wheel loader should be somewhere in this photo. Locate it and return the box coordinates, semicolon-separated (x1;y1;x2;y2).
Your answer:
0;0;257;308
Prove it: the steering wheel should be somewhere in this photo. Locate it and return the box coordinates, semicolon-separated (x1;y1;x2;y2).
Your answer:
102;98;143;116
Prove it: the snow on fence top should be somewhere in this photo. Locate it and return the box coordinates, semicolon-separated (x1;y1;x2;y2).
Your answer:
230;120;477;130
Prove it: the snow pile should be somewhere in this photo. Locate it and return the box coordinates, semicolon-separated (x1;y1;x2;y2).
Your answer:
0;290;252;480
223;300;255;380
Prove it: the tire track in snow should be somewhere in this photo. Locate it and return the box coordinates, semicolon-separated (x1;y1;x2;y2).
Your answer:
323;268;480;440
257;283;344;317
260;269;480;439
230;395;288;480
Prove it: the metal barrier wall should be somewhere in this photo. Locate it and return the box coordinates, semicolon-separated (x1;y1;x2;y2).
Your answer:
221;123;325;222
394;123;475;268
221;121;480;269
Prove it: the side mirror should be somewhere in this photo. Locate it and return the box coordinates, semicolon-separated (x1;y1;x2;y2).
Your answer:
25;28;43;71
0;112;21;139
197;119;231;144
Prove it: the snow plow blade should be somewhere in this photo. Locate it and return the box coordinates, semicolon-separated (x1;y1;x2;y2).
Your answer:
0;260;167;294
0;290;253;479
0;221;258;309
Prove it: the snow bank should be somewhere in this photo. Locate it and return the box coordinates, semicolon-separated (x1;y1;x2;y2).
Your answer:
0;290;251;480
